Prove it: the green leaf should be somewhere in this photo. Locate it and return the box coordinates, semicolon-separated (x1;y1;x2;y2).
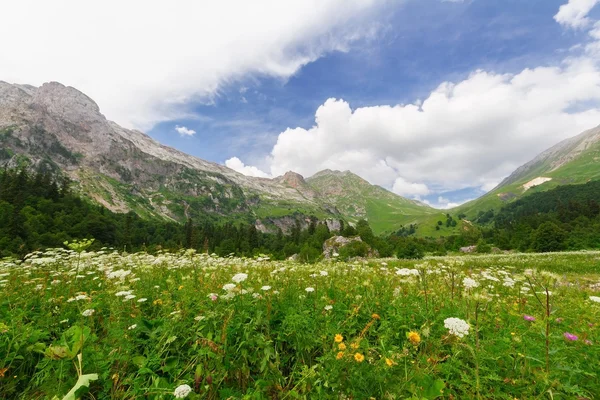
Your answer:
132;355;146;368
422;379;445;399
45;345;70;360
62;373;98;400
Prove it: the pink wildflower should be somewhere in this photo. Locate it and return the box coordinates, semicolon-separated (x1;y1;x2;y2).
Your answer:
564;332;578;341
523;315;535;322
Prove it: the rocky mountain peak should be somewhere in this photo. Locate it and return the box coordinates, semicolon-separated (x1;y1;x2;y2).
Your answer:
276;171;306;189
31;82;103;123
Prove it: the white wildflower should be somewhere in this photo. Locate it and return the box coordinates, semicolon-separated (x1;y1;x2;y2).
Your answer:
502;278;516;288
261;285;271;291
324;305;333;311
231;273;248;283
82;309;95;317
463;277;479;290
305;287;315;293
444;317;470;338
396;268;419;277
128;324;137;330
173;384;192;398
137;298;147;303
590;296;600;303
222;283;236;291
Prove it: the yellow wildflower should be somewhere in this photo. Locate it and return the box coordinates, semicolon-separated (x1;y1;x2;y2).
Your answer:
350;341;360;349
407;331;421;346
178;285;184;290
338;343;346;350
153;299;163;305
385;358;395;367
334;334;343;343
371;313;380;320
336;351;344;360
354;353;365;363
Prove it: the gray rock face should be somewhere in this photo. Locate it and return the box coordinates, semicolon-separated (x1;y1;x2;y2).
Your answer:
0;80;325;220
322;235;363;258
0;80;428;228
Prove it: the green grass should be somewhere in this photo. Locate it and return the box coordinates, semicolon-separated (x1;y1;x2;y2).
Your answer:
456;140;600;220
2;249;600;399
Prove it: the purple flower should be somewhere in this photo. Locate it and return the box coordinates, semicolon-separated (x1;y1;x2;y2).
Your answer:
523;315;535;322
564;332;578;341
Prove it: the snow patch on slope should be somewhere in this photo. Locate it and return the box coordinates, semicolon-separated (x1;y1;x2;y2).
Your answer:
522;177;552;191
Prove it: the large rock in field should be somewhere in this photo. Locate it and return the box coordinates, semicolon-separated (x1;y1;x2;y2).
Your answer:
323;235;378;259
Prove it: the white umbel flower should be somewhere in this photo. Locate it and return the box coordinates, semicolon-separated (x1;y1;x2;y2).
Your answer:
173;384;192;398
261;285;271;291
222;283;236;291
396;268;419;277
463;277;479;290
82;309;95;317
590;296;600;303
444;317;470;338
231;273;248;283
305;287;315;293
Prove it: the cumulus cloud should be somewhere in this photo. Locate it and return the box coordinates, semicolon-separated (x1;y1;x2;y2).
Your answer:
225;157;271;178
554;0;600;28
392;177;430;197
436;196;466;210
232;5;600;200
0;0;384;129
174;125;196;137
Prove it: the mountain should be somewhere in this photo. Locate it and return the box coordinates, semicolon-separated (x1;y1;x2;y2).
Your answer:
0;81;431;233
457;124;600;219
306;169;436;234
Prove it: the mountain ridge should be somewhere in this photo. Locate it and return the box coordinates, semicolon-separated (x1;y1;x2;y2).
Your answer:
456;124;600;220
0;80;429;234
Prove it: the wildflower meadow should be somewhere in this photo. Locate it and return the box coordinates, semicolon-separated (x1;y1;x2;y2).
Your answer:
1;246;600;399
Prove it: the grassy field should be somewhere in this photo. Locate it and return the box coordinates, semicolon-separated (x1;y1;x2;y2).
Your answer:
1;248;600;399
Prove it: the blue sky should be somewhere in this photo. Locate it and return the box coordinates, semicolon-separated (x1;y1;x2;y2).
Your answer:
5;0;600;208
145;0;598;207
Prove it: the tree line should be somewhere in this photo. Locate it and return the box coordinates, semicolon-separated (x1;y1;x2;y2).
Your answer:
1;168;599;260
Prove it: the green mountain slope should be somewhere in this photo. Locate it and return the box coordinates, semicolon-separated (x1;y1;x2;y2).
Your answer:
0;81;432;233
456;125;600;219
306;170;436;234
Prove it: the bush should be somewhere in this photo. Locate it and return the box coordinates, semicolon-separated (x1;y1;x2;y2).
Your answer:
397;240;424;259
338;240;370;260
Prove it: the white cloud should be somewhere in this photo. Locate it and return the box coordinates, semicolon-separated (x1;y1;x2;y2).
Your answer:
233;12;600;197
554;0;600;28
225;157;271;178
174;125;196;137
392;177;430;197
0;0;384;129
436;196;466;210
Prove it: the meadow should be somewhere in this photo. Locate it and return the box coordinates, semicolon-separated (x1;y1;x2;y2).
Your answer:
1;246;600;399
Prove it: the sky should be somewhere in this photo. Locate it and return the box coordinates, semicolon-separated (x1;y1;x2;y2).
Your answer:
2;0;600;208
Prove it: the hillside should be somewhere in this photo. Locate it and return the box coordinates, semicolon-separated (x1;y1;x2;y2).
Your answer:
456;124;600;220
306;169;436;234
0;81;432;232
